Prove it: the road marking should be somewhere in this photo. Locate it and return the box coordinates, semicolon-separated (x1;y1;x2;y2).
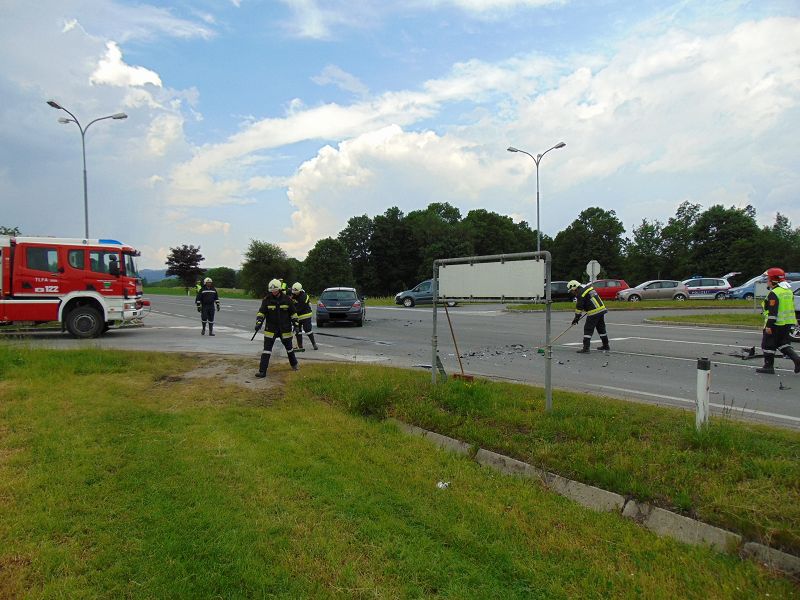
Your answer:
563;337;630;346
369;306;504;316
613;322;759;334
594;385;800;424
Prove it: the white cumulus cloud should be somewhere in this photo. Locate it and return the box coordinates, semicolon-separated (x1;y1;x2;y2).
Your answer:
90;41;162;87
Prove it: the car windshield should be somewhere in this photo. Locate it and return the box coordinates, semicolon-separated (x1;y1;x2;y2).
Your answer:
321;290;357;301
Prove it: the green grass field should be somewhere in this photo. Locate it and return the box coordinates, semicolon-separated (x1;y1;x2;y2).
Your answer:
0;347;797;597
651;314;764;327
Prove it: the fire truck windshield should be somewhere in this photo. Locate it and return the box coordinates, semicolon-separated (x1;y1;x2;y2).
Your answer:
124;253;140;278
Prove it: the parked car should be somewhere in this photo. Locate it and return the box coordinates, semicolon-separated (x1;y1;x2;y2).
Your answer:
316;287;365;327
395;280;457;307
727;272;800;300
549;280;574;301
681;277;731;300
590;279;629;300
616;280;689;302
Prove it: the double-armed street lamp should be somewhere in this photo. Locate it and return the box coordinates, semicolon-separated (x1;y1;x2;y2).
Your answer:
507;142;566;255
47;100;128;239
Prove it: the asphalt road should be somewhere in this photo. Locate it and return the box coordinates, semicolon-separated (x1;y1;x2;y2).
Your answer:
7;294;800;428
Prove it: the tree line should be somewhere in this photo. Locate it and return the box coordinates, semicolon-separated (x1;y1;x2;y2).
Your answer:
163;201;800;297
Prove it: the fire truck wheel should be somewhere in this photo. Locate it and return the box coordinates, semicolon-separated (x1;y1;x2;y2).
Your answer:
66;306;104;339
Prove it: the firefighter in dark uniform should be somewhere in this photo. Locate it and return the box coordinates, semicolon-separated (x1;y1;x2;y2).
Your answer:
568;279;610;353
757;267;800;374
253;278;300;378
195;277;220;336
290;282;318;352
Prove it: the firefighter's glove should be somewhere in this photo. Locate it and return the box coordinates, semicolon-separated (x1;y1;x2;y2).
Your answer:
196;305;202;313
571;315;581;326
254;317;264;332
215;302;221;311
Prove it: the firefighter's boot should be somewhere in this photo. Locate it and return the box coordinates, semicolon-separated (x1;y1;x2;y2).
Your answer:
576;339;591;354
208;323;215;336
289;351;299;372
295;333;305;352
309;333;318;350
781;347;800;373
255;351;271;378
597;334;610;351
756;354;775;375
201;323;206;335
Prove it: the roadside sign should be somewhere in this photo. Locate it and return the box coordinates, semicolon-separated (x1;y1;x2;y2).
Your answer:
586;260;601;281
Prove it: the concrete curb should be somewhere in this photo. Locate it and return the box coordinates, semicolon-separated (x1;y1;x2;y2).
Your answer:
392;419;799;579
643;318;761;330
622;500;741;553
741;542;800;578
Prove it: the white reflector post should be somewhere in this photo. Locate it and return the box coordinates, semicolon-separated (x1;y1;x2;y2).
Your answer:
696;357;711;430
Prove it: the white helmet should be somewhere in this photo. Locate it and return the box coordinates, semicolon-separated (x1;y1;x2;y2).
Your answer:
567;280;581;292
203;277;212;284
268;278;282;292
291;282;303;293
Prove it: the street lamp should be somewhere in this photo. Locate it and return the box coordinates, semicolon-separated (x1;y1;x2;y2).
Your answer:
47;100;128;239
507;142;566;255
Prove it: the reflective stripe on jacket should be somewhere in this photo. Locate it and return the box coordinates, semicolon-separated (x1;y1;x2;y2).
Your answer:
257;292;298;337
292;290;313;320
575;285;607;317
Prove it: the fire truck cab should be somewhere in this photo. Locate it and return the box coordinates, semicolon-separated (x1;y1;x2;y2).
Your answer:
0;236;150;338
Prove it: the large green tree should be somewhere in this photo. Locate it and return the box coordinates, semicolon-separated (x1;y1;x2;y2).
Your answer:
625;219;666;284
406;203;473;281
302;238;354;294
205;266;237;288
0;226;21;236
165;245;205;290
690;205;762;278
550;207;626;280
338;215;376;294
239;240;294;298
368;207;418;295
660;201;701;279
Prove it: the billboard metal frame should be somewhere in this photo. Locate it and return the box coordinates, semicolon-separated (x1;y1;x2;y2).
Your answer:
430;251;554;411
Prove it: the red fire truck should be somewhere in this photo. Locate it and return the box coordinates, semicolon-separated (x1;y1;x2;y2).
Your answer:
0;236;150;338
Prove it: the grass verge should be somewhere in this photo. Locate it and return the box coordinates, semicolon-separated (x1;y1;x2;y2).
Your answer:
0;347;796;597
509;299;756;311
650;314;764;327
289;363;800;556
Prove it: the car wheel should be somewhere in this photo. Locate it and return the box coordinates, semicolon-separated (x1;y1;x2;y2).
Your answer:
402;297;415;308
790;323;800;343
714;292;726;300
743;293;754;301
66;306;103;339
356;319;363;327
628;295;641;302
673;294;687;301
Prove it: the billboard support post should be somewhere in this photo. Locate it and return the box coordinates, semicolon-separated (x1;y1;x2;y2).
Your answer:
431;251;553;411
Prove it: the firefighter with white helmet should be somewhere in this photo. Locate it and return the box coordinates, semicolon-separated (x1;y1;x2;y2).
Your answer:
757;267;800;374
290;282;318;352
195;276;220;336
253;278;300;378
568;279;610;353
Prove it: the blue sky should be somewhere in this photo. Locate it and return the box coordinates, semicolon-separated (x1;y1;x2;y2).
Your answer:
2;0;799;269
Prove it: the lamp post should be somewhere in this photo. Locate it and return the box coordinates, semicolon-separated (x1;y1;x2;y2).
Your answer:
507;142;566;255
47;100;128;239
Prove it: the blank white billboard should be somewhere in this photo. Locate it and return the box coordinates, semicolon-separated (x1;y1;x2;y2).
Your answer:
438;259;545;299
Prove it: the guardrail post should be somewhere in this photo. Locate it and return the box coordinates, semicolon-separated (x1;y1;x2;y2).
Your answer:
696;357;711;430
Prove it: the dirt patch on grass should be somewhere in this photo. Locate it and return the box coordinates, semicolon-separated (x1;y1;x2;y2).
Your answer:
179;355;301;391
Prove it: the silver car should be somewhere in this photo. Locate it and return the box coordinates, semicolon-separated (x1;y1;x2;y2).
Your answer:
616;280;689;302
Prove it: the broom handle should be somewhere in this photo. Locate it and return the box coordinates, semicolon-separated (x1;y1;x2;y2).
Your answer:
550;314;584;346
444;304;465;375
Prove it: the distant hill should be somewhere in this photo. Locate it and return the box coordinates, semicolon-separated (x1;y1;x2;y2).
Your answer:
140;269;172;283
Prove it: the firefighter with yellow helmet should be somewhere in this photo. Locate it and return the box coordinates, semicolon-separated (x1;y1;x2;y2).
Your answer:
568;279;610;353
253;278;300;378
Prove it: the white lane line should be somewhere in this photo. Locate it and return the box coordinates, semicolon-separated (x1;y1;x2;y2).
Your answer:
588;348;796;373
594;385;800;424
563;337;630;346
